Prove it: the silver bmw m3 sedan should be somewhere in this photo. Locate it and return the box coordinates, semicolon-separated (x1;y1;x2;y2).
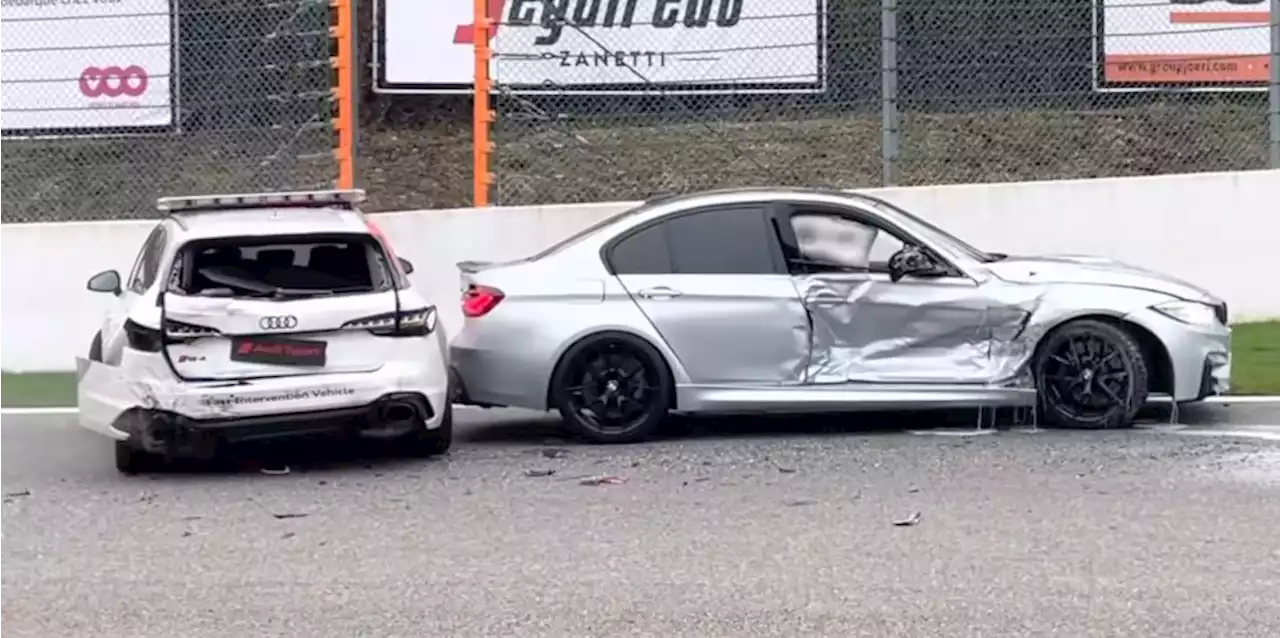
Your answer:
449;188;1231;443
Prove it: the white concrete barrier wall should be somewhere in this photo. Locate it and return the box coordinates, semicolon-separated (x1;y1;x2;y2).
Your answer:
3;170;1278;372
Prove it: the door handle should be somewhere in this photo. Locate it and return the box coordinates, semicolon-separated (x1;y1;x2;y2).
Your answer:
637;286;683;300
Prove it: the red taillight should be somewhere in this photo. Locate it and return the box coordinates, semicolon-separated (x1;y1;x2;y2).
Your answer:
341;307;437;337
462;285;504;318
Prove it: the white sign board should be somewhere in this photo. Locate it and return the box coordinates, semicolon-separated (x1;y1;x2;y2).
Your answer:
377;0;826;94
1;0;175;134
1095;0;1271;90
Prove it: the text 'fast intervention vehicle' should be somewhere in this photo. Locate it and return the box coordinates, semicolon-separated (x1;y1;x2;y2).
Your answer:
450;187;1231;443
77;189;452;474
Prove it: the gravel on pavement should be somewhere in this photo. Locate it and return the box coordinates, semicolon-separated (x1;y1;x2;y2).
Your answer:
3;406;1279;638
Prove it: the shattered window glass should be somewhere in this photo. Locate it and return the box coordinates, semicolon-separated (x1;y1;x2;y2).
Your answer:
790;214;904;272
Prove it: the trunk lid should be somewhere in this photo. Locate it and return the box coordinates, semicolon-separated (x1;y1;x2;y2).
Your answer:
162;291;400;380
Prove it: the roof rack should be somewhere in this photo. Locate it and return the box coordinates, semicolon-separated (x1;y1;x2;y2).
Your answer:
156;189;367;214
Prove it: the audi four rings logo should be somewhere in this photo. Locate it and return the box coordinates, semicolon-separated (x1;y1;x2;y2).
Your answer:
79;65;149;98
259;316;298;330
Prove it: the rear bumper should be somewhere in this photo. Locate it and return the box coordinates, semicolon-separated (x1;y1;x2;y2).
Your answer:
450;342;550;410
119;392;434;456
182;361;447;421
77;354;450;443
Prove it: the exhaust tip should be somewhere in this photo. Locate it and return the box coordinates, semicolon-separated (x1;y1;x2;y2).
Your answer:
379;401;419;425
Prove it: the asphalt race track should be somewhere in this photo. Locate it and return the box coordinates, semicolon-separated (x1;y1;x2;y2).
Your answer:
3;405;1280;638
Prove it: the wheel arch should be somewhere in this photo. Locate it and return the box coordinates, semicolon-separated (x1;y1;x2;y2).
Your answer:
1032;313;1174;396
543;329;680;412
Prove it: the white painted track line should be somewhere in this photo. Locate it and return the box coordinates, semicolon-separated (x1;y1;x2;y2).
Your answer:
0;394;1274;422
0;405;493;417
2;407;77;416
1147;396;1280;404
3;396;1280;417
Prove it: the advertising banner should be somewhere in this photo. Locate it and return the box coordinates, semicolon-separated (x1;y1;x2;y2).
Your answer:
376;0;826;94
1;0;175;135
1095;0;1272;90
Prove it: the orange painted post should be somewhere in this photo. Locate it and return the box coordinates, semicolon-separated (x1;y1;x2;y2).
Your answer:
472;0;494;206
330;0;356;189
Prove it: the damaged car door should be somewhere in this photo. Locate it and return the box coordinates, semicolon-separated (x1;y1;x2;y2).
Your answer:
778;205;1001;385
609;204;812;385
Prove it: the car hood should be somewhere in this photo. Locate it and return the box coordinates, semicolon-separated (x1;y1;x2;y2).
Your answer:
984;254;1219;303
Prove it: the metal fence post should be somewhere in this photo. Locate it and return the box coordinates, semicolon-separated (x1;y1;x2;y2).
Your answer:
881;0;901;187
1270;0;1279;168
348;0;360;186
333;0;357;189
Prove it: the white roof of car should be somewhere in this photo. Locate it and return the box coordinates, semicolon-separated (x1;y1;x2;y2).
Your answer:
169;207;372;241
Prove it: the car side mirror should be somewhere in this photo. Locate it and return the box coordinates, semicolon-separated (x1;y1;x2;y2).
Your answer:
87;269;122;295
887;247;939;283
397;257;415;275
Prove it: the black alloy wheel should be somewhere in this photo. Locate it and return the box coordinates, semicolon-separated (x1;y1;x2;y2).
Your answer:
1035;319;1149;429
552;333;671;444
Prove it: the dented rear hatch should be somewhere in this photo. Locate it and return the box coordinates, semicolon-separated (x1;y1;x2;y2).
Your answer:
163;292;403;380
160;232;404;381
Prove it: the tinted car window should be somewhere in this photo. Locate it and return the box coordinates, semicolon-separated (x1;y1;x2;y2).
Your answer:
610;223;672;274
666;207;776;275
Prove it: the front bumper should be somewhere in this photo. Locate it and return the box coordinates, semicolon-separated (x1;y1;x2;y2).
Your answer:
1124;307;1231;402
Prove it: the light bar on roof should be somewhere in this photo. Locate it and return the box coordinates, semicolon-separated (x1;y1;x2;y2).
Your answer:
155;189;367;213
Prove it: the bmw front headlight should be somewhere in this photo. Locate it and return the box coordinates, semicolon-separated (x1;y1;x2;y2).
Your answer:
1151;300;1220;326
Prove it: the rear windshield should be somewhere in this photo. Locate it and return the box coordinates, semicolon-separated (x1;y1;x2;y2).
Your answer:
168;233;395;298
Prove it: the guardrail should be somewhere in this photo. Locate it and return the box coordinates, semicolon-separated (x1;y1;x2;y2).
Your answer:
3;169;1278;371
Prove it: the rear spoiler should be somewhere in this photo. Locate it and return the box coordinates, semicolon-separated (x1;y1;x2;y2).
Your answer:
457;260;495;274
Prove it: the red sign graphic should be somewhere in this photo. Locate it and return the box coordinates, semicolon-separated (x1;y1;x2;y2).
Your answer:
237;340;323;358
79;65;149;98
453;0;507;44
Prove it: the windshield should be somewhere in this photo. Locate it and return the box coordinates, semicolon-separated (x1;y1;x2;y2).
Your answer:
870;198;1000;263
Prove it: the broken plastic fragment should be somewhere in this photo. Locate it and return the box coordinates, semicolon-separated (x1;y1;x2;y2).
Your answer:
893;511;922;527
579;475;626;486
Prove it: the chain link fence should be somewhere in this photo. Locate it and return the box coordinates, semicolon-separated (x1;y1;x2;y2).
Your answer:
5;0;1276;218
1;0;338;223
893;0;1270;184
485;0;1274;206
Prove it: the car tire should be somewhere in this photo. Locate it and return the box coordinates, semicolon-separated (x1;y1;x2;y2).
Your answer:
89;332;104;362
550;332;672;444
114;441;160;475
1034;319;1149;430
402;403;453;457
